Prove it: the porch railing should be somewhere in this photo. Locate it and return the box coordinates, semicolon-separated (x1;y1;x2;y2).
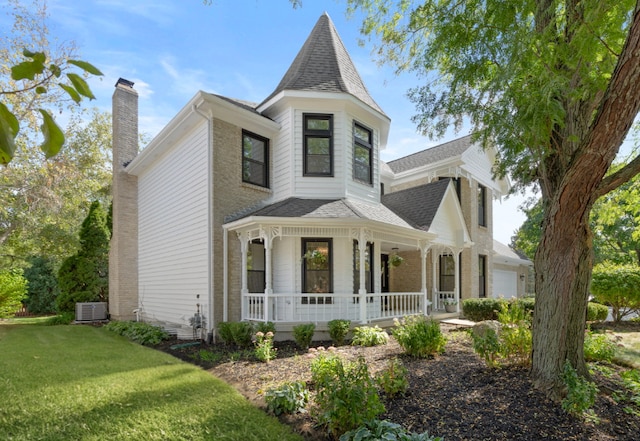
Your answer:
243;292;430;323
434;291;456;311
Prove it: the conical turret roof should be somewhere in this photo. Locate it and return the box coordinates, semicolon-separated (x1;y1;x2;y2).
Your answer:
260;13;385;115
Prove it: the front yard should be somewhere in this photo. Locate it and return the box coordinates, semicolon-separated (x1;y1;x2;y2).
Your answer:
0;321;302;441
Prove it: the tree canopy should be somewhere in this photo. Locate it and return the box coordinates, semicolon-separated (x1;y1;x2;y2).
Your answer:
348;0;640;399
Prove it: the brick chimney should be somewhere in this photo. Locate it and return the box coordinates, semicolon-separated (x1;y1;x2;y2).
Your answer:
109;78;139;321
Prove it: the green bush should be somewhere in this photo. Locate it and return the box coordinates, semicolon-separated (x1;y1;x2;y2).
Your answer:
351;325;389;347
471;327;501;368
217;321;254;347
584;330;616;362
44;311;75;325
587;302;609;322
264;381;309;416
561;361;598;416
255;321;276;334
0;269;27;318
376;358;409;398
105;321;170;345
328;319;351;346
462;298;506;321
293;323;315;349
392;315;446;357
339;419;443;441
514;296;536;315
311;354;384;437
591;263;640;322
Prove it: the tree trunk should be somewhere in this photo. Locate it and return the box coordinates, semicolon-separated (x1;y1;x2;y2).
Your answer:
532;201;593;400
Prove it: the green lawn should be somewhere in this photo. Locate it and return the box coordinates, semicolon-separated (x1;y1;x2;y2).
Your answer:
0;322;302;441
613;330;640;369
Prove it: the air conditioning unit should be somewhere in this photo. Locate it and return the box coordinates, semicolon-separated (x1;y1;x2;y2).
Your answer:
75;302;108;322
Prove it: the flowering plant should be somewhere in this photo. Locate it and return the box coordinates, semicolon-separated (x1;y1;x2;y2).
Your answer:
254;331;276;363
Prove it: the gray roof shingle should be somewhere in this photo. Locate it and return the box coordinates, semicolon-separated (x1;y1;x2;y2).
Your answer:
386;135;474;173
381;179;450;231
226;197;415;230
260;13;385;115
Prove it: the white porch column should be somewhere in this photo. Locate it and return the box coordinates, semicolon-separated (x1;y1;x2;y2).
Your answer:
238;233;249;320
358;229;368;324
432;247;438;309
454;249;461;313
419;240;430;315
262;230;273;323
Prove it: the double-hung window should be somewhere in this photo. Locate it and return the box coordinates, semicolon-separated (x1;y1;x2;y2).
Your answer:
303;114;333;176
242;130;269;188
353;122;373;184
302;238;332;304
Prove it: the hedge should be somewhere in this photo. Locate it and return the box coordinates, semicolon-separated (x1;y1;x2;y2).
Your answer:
462;297;608;323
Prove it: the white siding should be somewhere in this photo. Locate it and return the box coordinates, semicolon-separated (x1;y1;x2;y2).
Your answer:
137;122;210;332
271;108;294;199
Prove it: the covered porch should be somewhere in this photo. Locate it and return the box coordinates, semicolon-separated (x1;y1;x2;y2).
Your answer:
223;221;469;325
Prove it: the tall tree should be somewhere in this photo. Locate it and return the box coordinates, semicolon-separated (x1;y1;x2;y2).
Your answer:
348;0;640;399
56;201;110;312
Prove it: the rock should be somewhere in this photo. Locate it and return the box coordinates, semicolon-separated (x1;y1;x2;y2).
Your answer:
472;320;502;339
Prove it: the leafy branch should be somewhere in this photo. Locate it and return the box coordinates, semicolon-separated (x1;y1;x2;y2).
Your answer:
1;49;103;165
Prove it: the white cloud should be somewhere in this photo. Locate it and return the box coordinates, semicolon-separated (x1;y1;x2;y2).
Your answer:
159;56;212;98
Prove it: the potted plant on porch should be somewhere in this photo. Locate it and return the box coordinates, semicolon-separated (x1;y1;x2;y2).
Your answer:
443;298;458;313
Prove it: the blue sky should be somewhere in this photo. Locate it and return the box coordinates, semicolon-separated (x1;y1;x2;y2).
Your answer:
7;0;531;243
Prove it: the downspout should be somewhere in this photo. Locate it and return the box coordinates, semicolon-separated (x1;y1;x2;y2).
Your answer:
193;103;215;342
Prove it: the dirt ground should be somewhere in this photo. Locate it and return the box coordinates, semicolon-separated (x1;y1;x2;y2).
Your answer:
154;323;640;440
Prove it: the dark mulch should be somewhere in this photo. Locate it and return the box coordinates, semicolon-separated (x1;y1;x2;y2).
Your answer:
153;324;640;441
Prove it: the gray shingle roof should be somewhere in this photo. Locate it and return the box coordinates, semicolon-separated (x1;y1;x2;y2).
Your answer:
381;179;450;231
260;13;385;116
386;135;474;173
226;197;415;230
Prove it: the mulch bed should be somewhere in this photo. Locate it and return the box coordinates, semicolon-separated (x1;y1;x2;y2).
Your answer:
153;324;640;440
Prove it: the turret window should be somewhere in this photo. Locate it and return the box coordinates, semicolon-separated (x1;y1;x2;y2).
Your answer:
242;130;269;188
303;114;333;176
353;122;373;184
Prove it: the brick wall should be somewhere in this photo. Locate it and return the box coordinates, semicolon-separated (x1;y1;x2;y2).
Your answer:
109;80;139;321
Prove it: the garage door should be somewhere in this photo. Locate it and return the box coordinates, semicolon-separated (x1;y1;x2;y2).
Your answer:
493;269;517;298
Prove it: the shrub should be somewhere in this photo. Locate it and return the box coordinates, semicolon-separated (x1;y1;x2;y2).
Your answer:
217;321;254;347
561;361;598;417
44;311;75;325
393;315;446;357
351;325;389;347
0;269;27;318
339;419;443;441
105;321;170;345
462;298;506;321
583;330;616;362
254;331;276;363
471;327;501;368
514;296;536;315
23;256;59;314
499;324;532;366
376;358;409;398
328;319;351;346
311;354;384;437
591;263;640;322
586;302;609;322
264;381;309;416
293;323;315;349
255;321;276;334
